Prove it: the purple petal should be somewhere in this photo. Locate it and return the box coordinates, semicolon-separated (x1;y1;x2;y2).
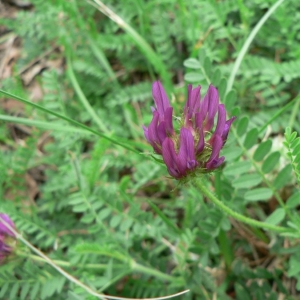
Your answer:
157;122;167;144
195;111;205;130
204;85;219;131
164;107;174;135
147;112;161;154
200;92;208;120
184;85;193;117
222;116;236;143
152;81;171;121
207;156;225;170
184;85;201;121
162;138;182;178
196;127;205;154
178;128;197;170
214;104;226;136
206;135;223;167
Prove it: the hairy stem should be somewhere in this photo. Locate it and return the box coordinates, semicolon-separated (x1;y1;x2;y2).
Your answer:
193;179;293;234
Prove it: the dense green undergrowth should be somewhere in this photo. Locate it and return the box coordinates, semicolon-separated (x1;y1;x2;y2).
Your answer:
0;0;300;299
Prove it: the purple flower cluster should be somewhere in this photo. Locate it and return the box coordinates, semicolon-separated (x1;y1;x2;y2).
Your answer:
0;213;16;263
143;81;235;179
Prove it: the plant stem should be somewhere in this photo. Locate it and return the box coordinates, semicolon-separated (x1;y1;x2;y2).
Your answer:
0;216;189;300
16;251;110;269
0;89;138;154
193;179;293;234
88;0;172;92
132;262;181;283
226;0;286;94
66;55;109;133
259;94;300;134
288;93;300;129
17;250;179;283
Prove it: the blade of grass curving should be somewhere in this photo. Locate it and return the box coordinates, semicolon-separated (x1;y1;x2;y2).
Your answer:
73;0;119;83
288;92;300;129
87;0;172;92
226;0;286;93
66;55;109;133
0;89;138;153
259;94;300;134
147;200;182;235
0;216;189;300
0;114;90;134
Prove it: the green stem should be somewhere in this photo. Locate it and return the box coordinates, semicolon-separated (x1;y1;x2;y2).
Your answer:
0;89;138;154
16;251;111;269
147;200;182;235
132;262;181;283
18;250;178;283
259;94;300;134
288;93;300;129
88;0;172;92
66;55;109;133
193;179;293;234
226;0;286;94
1;217;189;300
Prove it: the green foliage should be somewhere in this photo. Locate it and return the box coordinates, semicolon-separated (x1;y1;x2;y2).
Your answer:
284;127;300;184
0;0;300;299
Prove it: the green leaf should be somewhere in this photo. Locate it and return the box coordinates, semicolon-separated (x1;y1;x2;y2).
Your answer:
291;137;300;149
273;165;292;189
98;208;111;220
72;203;88;213
234;282;252;300
293;143;300;156
0;283;9;298
20;283;30;300
211;69;221;86
184;72;205;82
265;208;285;225
121;218;133;231
218;78;227;100
224;161;252;176
253;139;272;161
285;126;292;138
204;57;212;77
286;191;300;208
288;256;300;277
75;244;128;261
244;188;273;202
30;282;40;300
183;58;202;69
244;128;259;149
224;90;237;111
232;173;262;189
221;146;242;161
262;151;280;173
9;283;19;300
236;116;249;137
110;215;122;228
289;131;297;143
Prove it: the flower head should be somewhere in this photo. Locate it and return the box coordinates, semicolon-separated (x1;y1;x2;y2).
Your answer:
143;81;236;180
0;214;16;263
